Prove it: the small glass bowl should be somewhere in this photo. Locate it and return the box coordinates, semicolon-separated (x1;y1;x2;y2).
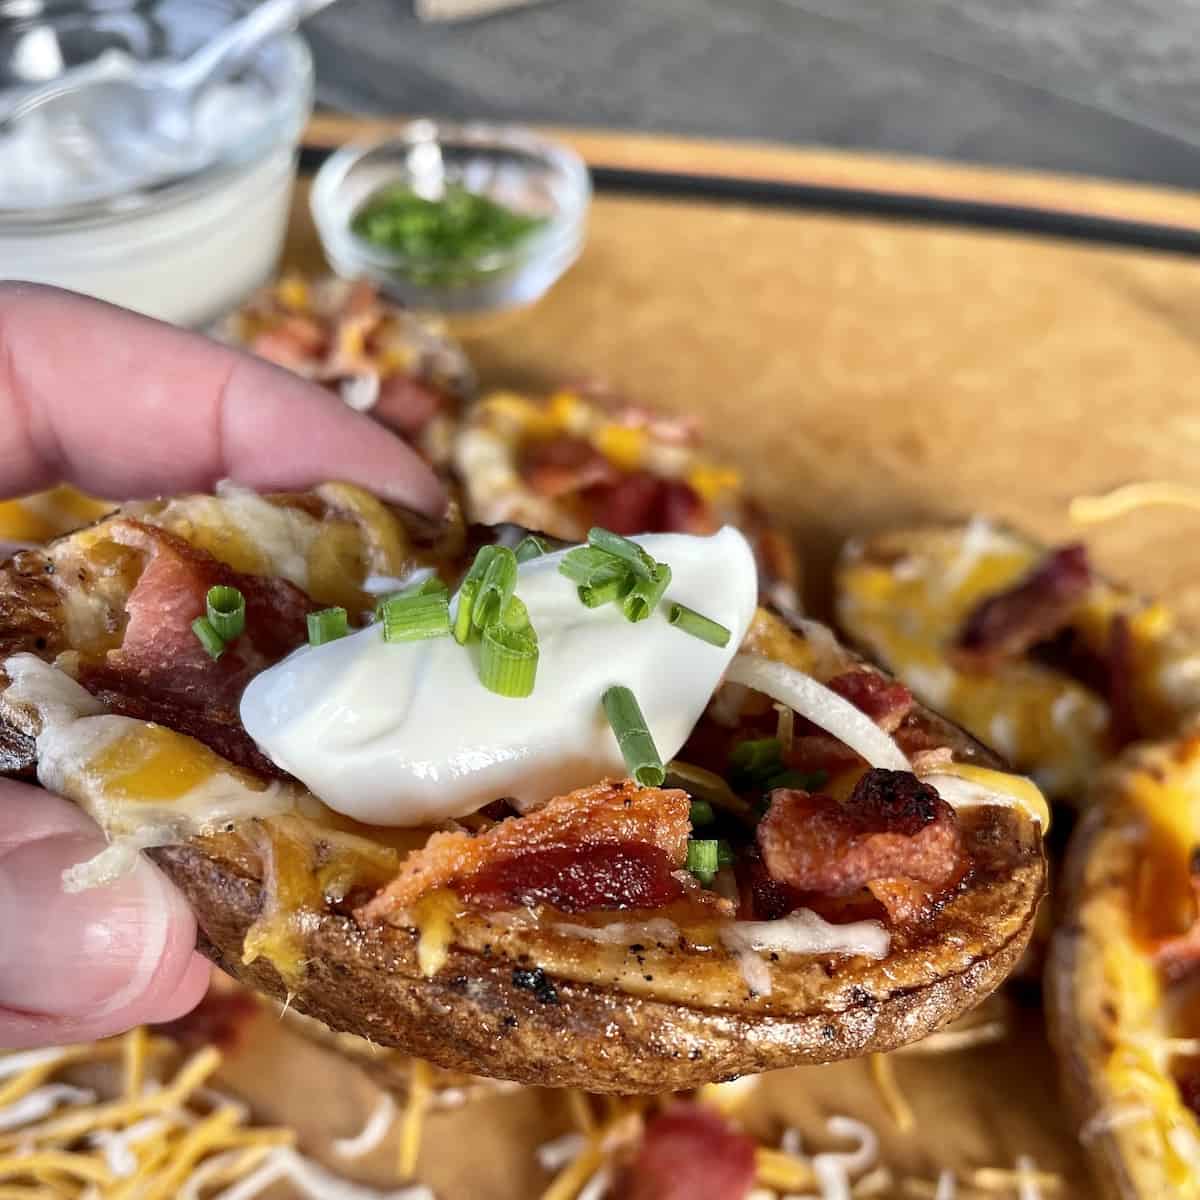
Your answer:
311;120;591;313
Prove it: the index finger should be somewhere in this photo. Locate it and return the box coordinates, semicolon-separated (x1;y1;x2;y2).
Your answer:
0;283;447;517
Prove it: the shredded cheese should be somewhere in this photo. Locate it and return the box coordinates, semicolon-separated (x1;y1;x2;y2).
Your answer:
869;1054;915;1133
726;654;910;771
333;1093;398;1160
1069;481;1200;524
398;1059;431;1178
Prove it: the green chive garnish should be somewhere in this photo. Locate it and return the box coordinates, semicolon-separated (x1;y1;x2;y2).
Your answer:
587;528;656;580
668;602;731;647
686;839;720;885
689;798;715;826
308;607;349;646
454;545;500;643
601;685;665;787
192;616;225;660
514;535;548;564
501;595;531;631
559;546;627;587
376;576;447;622
717;840;736;869
622;561;672;623
472;546;518;633
765;768;828;793
206;585;245;642
380;593;451;643
480;620;538;698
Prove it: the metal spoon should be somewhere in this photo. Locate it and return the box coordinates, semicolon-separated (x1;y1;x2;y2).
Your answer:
0;0;337;139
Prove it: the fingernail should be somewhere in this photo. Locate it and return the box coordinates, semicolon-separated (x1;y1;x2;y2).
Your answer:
0;833;179;1017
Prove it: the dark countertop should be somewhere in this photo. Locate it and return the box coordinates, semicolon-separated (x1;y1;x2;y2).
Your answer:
307;0;1200;191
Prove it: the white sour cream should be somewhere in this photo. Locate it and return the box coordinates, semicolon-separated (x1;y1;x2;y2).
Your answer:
240;528;758;825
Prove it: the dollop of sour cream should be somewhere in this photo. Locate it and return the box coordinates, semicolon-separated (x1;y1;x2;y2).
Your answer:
240;528;758;825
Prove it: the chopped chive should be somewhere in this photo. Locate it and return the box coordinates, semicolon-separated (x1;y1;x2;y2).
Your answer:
192;615;225;660
601;685;665;787
502;595;530;631
686;839;720;885
668;602;731;648
206;585;245;642
308;607;349;646
376;576;447;622
765;768;828;793
380;594;451;642
514;535;548;564
587;528;656;580
454;545;500;643
578;559;632;608
473;546;518;632
480;621;538;697
729;738;783;778
559;546;628;587
622;561;672;623
716;840;736;869
689;798;715;826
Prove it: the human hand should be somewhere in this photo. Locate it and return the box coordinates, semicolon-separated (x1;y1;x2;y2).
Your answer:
0;283;446;1048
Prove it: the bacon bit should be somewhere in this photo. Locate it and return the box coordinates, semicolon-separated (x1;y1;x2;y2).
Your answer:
1106;612;1139;750
1176;1069;1200;1118
357;780;694;922
155;987;259;1054
521;436;620;499
735;847;805;921
76;521;315;773
617;1104;757;1200
461;843;686;913
826;671;914;733
956;543;1092;665
250;316;329;368
584;474;714;538
757;769;966;924
374;375;446;438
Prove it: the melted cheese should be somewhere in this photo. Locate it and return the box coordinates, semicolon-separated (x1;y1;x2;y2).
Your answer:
836;521;1200;801
919;762;1050;829
1;654;293;891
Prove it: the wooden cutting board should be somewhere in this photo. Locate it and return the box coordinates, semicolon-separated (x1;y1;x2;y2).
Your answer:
230;121;1200;1198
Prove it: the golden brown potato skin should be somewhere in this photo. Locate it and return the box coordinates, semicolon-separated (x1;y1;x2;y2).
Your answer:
1046;737;1200;1200
152;794;1043;1093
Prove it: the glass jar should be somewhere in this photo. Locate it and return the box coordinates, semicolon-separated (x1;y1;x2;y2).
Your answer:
0;1;313;327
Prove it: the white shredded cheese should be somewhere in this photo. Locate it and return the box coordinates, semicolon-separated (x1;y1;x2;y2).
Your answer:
1077;1104;1154;1144
0;1084;95;1131
180;1149;255;1200
0;1047;68;1079
576;1165;613;1200
723;909;891;960
210;1147;436;1200
90;1116;168;1176
363;568;437;597
1014;1154;1043;1200
725;655;910;772
552;919;680;945
934;1169;957;1200
333;1093;398;1160
536;1131;586;1172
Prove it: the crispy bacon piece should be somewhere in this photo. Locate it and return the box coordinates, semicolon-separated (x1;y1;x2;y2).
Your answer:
617;1105;757;1200
956;543;1092;665
1106;612;1139;750
585;473;713;537
521;435;620;498
826;670;913;732
358;780;692;922
76;521;315;773
758;768;967;924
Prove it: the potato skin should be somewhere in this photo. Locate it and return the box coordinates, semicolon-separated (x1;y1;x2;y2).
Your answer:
153;798;1043;1093
1046;744;1200;1200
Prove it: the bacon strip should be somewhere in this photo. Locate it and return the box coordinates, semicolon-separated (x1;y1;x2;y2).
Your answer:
757;768;966;924
358;780;692;921
76;521;316;773
617;1105;757;1200
956;543;1092;665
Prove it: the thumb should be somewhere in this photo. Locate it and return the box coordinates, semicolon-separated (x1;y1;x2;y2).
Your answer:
0;782;210;1048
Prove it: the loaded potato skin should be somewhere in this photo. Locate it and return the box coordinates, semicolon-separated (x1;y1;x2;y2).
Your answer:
0;489;1046;1092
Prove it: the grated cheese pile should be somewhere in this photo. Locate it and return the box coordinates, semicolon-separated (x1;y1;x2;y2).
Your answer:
0;1030;434;1200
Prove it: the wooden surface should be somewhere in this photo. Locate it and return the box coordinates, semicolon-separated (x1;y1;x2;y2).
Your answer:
265;129;1200;1196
